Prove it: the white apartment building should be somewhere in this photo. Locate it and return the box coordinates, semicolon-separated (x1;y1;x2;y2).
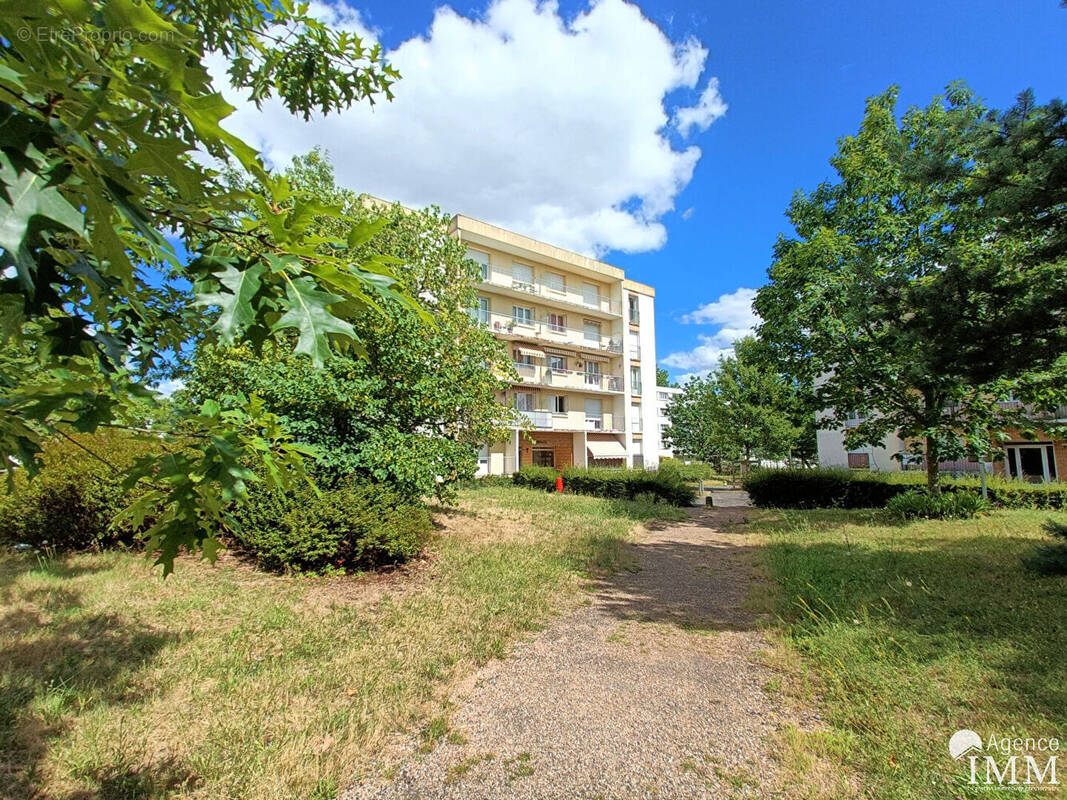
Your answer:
450;214;661;475
654;385;684;460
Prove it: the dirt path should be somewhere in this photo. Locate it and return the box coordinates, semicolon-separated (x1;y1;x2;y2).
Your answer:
346;495;785;800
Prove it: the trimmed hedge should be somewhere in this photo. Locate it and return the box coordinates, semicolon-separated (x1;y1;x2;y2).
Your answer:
0;431;161;551
228;479;431;573
743;467;1067;510
514;465;694;506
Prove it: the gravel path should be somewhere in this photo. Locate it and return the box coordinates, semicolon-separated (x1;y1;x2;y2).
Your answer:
346;495;785;800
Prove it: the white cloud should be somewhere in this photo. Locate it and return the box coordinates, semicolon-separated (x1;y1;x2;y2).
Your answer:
662;286;759;374
152;378;186;398
210;0;725;256
673;77;727;137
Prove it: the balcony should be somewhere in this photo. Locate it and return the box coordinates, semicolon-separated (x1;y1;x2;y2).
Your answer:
479;273;621;316
511;363;623;393
512;409;622;432
486;310;623;355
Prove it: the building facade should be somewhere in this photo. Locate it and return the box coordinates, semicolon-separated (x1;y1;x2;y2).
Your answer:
654;385;684;461
450;214;660;475
816;406;1067;483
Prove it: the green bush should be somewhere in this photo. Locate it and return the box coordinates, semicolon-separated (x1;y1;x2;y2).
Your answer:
514;465;694;506
1023;519;1067;576
744;467;1067;511
0;432;160;551
886;489;990;520
658;457;718;482
228;479;431;573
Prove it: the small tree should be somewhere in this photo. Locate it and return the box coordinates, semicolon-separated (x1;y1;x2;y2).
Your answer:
656;367;677;388
664;339;798;475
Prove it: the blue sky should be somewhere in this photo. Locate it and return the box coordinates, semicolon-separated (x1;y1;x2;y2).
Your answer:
216;0;1066;381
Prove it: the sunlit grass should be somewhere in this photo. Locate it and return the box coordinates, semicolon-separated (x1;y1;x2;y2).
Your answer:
754;508;1067;799
0;488;682;799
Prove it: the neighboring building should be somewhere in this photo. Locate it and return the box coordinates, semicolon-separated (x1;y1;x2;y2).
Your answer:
654;385;684;460
450;214;660;475
816;405;1067;483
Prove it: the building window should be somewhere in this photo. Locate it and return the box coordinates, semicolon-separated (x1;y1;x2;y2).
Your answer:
628;295;640;324
548;355;566;372
512;305;533;326
631;365;642;393
514;392;535;412
657;391;670;401
549;395;566;413
532;448;555;467
547;313;566;332
467;248;490;281
512;262;534;290
545;271;565;293
584;360;602;386
514;351;534;366
583;320;601;344
847;452;871;470
469;296;489;325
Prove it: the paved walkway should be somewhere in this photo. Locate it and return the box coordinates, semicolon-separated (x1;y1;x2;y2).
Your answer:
346;500;783;800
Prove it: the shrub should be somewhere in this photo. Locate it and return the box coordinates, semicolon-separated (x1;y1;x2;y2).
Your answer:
1023;519;1067;576
512;465;560;492
228;479;430;573
744;467;1067;511
514;465;693;506
886;489;990;520
0;432;161;551
658;457;718;482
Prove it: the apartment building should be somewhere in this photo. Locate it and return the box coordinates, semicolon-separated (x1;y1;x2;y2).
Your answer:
655;385;684;460
817;404;1067;483
450;214;660;475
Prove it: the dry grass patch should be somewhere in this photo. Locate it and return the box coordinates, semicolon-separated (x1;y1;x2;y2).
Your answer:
0;487;682;800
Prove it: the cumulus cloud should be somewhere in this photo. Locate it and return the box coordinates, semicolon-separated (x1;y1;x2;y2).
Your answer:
662;287;759;376
152;378;186;397
673;77;728;136
210;0;725;256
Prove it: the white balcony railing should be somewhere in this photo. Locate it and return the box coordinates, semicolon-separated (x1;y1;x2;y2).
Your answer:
511;364;624;393
485;311;623;354
480;273;621;315
517;409;552;428
586;415;603;431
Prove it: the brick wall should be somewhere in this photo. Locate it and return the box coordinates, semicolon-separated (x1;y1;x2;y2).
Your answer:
518;431;574;470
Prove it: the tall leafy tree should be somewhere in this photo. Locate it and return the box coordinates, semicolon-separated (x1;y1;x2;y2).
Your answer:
0;1;411;571
656;367;677;388
664;339;798;472
186;151;516;501
755;85;1067;493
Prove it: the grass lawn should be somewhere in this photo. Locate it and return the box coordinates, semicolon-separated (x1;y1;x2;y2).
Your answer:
0;487;684;800
753;508;1067;799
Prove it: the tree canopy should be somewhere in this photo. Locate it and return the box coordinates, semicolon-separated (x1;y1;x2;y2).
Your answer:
186;151;515;501
755;84;1067;491
0;1;412;571
664;338;799;471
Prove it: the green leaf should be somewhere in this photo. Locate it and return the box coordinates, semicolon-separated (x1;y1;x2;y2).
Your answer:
0;155;85;260
195;262;266;343
271;276;357;365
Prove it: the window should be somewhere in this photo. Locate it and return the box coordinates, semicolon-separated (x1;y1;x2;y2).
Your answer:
657;391;670;401
549;395;566;413
585;398;602;428
512;262;534;289
547;355;566;372
847;452;871;470
582;282;599;307
468;296;489;325
629;331;641;360
467;248;490;281
532;448;555;467
514;392;535;412
631;366;642;392
545;271;565;293
628;295;640;324
512;305;533;326
514;351;534;366
547;313;566;332
584;360;601;386
583;320;601;344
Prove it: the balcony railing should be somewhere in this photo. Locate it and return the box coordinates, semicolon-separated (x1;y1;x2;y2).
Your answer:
485;311;623;354
517;409;552;428
511;409;622;432
480;273;621;315
511;364;624;393
586;415;603;431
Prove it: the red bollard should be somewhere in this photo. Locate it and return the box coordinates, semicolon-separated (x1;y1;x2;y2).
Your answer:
555;476;564;493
